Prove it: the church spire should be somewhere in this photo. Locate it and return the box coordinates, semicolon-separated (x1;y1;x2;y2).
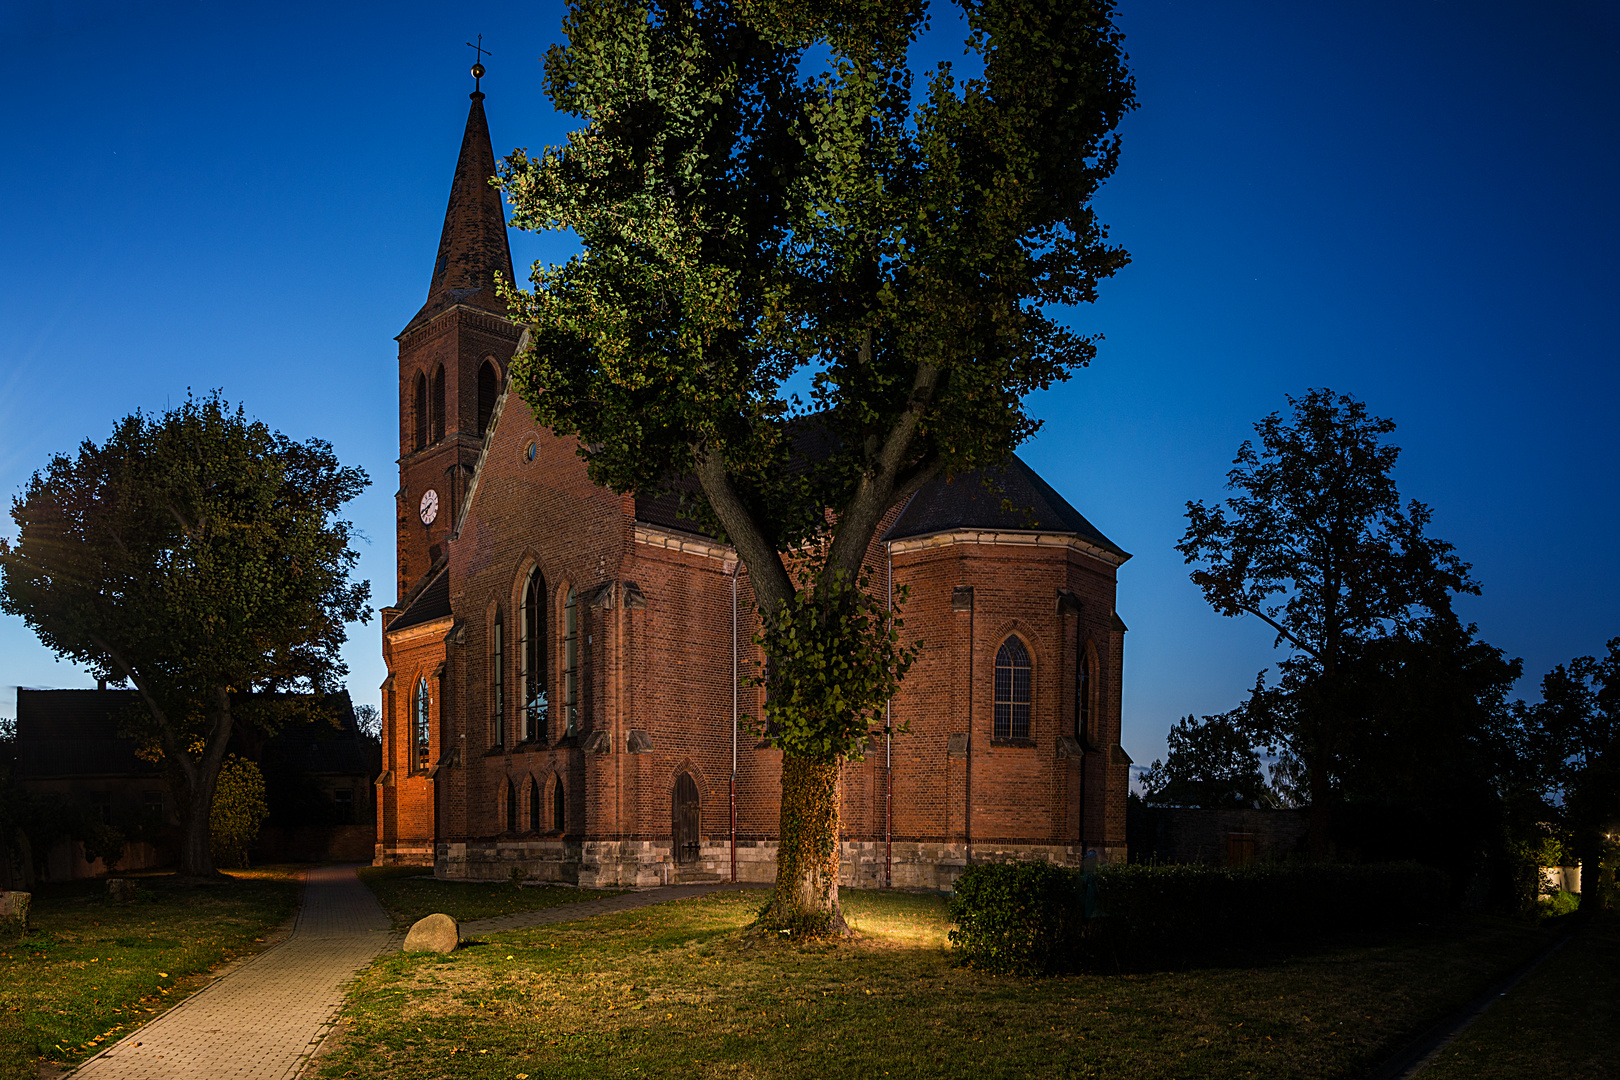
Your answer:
405;80;516;333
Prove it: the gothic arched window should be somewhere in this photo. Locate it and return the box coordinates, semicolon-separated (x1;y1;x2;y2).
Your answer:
528;776;540;833
553;774;565;832
1077;642;1096;746
994;637;1032;741
491;606;505;747
520;568;548;742
431;365;447;443
563;587;579;736
504;778;517;833
413;677;431;771
477;359;498;436
412;373;428;451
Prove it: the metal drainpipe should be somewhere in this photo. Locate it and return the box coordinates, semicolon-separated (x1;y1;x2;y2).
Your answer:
966;588;973;867
885;544;893;889
730;559;739;883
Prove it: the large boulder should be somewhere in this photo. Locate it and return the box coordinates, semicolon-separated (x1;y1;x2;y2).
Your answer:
403;912;459;953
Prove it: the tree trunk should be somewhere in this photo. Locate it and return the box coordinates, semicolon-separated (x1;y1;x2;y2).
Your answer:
172;687;236;879
1307;756;1331;859
177;768;222;878
762;754;848;936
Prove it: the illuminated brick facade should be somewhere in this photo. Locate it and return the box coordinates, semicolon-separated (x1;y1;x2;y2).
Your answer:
378;90;1132;887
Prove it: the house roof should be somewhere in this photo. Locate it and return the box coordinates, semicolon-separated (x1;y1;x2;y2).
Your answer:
14;689;373;782
386;566;451;633
884;454;1129;559
14;690;159;779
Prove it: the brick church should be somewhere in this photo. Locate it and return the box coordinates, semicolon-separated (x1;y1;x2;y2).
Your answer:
375;86;1133;887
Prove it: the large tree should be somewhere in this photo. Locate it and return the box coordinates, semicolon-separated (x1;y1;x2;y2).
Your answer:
1521;640;1620;913
1141;712;1276;810
0;394;370;877
499;0;1134;930
1178;389;1478;854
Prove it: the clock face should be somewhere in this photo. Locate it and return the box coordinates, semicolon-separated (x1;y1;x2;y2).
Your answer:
419;488;440;525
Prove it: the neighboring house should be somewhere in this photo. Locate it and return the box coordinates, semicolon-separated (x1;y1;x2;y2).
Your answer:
1128;802;1309;866
13;688;377;879
377;85;1135;888
13;689;171;881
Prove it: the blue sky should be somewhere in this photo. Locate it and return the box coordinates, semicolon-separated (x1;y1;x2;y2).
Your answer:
2;1;1616;770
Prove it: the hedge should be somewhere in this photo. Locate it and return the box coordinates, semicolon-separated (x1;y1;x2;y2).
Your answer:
948;860;1450;974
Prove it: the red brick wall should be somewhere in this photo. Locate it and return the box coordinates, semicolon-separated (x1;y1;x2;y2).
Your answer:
380;371;1130;873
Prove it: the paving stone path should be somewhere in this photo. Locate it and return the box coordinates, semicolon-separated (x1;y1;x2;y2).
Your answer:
71;868;752;1080
73;864;393;1080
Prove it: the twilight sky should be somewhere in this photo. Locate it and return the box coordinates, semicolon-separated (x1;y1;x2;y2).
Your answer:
2;0;1616;772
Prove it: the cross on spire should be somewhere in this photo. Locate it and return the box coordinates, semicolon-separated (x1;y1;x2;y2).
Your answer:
466;35;491;91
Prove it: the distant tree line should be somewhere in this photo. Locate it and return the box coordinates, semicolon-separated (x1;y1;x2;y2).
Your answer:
1150;389;1617;914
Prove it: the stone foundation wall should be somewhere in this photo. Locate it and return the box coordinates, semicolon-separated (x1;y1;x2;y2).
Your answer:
415;836;1127;890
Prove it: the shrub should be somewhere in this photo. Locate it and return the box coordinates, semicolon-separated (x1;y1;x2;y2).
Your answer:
210;755;269;869
1539;889;1580;918
948;861;1086;975
949;860;1449;975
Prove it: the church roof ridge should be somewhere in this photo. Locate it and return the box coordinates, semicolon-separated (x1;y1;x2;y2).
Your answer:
403;90;516;334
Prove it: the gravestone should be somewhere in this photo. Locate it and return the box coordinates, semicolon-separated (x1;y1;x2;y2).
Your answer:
108;878;137;904
0;891;30;929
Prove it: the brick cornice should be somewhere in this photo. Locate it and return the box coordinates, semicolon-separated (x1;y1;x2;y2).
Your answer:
396;304;523;347
385;615;454;643
632;523;735;563
887;528;1131;567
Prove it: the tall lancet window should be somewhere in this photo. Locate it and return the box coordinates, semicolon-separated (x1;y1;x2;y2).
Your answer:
563;587;579;736
477;359;498;436
412;374;429;451
994;637;1032;741
520;568;548;742
431;365;446;443
491;607;505;747
413;677;431;771
1076;645;1092;744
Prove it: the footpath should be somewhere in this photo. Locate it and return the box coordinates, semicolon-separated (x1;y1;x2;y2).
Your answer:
70;867;741;1080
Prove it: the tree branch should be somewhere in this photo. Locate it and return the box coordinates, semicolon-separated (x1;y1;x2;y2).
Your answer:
691;444;794;611
87;632;197;787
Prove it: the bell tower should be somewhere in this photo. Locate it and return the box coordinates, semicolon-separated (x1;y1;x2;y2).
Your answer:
396;80;521;604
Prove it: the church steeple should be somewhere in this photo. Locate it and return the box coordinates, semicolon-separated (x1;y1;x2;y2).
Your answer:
394;77;523;604
405;89;517;333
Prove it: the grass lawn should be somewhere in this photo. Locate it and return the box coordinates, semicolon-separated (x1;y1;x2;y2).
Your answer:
316;888;1558;1080
0;865;301;1080
357;866;623;926
1422;913;1618;1079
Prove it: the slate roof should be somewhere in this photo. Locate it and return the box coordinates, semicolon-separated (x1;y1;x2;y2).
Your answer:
884;454;1129;559
402;92;516;334
387;566;452;633
14;689;159;779
634;474;713;537
633;445;1126;560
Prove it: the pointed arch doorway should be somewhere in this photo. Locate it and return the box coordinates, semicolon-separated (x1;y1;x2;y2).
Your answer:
672;772;700;865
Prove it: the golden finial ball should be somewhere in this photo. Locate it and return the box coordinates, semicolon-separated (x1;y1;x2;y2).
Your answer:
471;62;486;80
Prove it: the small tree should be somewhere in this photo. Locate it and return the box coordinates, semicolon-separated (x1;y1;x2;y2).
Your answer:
1178;390;1477;854
500;0;1135;931
0;393;370;878
210;755;269;870
1141;712;1276;809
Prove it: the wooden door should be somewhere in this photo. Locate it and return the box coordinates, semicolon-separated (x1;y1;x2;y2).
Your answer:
673;773;700;864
